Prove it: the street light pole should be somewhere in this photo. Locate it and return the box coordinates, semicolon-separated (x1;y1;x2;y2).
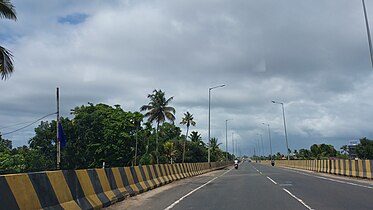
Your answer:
232;132;235;158
256;133;264;158
225;119;232;161
272;101;290;160
362;0;373;69
208;84;225;163
262;123;273;160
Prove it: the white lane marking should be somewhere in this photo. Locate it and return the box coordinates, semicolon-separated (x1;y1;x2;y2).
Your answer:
163;168;233;210
267;176;277;185
286;169;373;190
253;167;260;173
283;188;314;210
260;172;263;174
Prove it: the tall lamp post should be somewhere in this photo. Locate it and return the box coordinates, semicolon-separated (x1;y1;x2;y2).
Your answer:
272;100;290;160
262;123;273;160
232;132;235;158
256;133;264;157
208;84;225;163
362;0;373;69
225;119;232;161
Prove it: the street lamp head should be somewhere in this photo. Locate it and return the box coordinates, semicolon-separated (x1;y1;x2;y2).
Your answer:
271;100;276;103
210;84;226;90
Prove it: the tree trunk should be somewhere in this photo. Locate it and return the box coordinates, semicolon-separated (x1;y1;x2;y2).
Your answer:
182;126;189;163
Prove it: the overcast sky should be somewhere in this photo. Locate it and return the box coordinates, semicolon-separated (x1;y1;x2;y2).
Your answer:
1;0;373;156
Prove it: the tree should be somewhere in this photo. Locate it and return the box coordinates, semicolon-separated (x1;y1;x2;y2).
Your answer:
209;137;222;162
0;0;17;80
180;112;196;163
163;141;177;164
70;103;143;168
0;134;12;151
297;149;311;159
310;144;337;159
340;145;348;155
356;137;373;159
189;131;202;143
140;89;175;164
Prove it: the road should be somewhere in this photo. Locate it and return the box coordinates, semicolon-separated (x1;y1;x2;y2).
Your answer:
106;162;373;210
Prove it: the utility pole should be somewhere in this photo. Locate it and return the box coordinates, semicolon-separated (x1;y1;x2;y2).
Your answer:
56;87;60;169
363;0;373;69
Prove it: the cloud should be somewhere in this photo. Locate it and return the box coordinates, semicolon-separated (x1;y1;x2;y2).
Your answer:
1;0;373;156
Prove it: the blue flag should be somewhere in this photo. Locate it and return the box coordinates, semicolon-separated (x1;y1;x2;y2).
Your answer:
58;122;67;148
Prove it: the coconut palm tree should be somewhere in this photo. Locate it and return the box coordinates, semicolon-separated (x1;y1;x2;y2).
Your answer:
0;0;17;80
189;131;203;144
209;137;221;152
180;111;196;163
163;141;177;164
209;137;222;161
140;89;175;164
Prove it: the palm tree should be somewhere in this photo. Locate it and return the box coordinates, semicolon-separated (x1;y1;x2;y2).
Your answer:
209;137;222;152
0;0;17;80
180;111;196;163
163;141;177;164
140;89;175;164
189;131;203;144
209;137;222;161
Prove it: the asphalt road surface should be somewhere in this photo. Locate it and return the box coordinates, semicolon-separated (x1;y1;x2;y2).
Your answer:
106;162;373;210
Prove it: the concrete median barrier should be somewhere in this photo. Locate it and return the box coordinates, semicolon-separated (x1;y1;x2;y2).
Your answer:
260;159;372;180
0;161;230;210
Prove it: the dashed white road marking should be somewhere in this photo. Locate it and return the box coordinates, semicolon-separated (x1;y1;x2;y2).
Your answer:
283;188;314;210
266;176;277;185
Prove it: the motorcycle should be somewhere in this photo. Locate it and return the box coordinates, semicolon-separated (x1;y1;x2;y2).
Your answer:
234;163;238;169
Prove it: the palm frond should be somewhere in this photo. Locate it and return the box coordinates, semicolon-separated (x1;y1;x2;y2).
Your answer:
0;0;17;20
163;106;175;113
0;46;14;80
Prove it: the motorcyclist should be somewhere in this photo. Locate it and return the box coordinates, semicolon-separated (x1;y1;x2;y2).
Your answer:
234;159;238;165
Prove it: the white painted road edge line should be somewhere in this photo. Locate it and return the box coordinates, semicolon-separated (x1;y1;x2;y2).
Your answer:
163;167;233;210
283;188;314;210
266;176;277;185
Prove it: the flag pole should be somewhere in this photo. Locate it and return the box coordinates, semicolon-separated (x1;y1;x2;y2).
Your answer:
56;87;60;169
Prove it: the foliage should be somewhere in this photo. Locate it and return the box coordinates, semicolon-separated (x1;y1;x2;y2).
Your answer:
1;98;235;174
189;131;203;143
356;137;373;159
309;144;337;159
68;103;144;168
0;135;12;151
180;111;196;163
297;149;311;159
0;0;17;80
140;89;175;164
209;137;224;162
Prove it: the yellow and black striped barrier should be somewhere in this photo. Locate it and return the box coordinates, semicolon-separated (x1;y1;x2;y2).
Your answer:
260;159;372;180
0;161;231;210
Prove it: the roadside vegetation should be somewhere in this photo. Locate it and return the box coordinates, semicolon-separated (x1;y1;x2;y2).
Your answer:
253;139;373;161
0;90;233;174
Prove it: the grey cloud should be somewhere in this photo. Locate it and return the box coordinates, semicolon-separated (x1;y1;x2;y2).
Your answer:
2;0;373;155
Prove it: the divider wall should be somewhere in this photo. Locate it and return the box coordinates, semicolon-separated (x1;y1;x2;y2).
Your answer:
0;161;231;210
261;159;372;179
